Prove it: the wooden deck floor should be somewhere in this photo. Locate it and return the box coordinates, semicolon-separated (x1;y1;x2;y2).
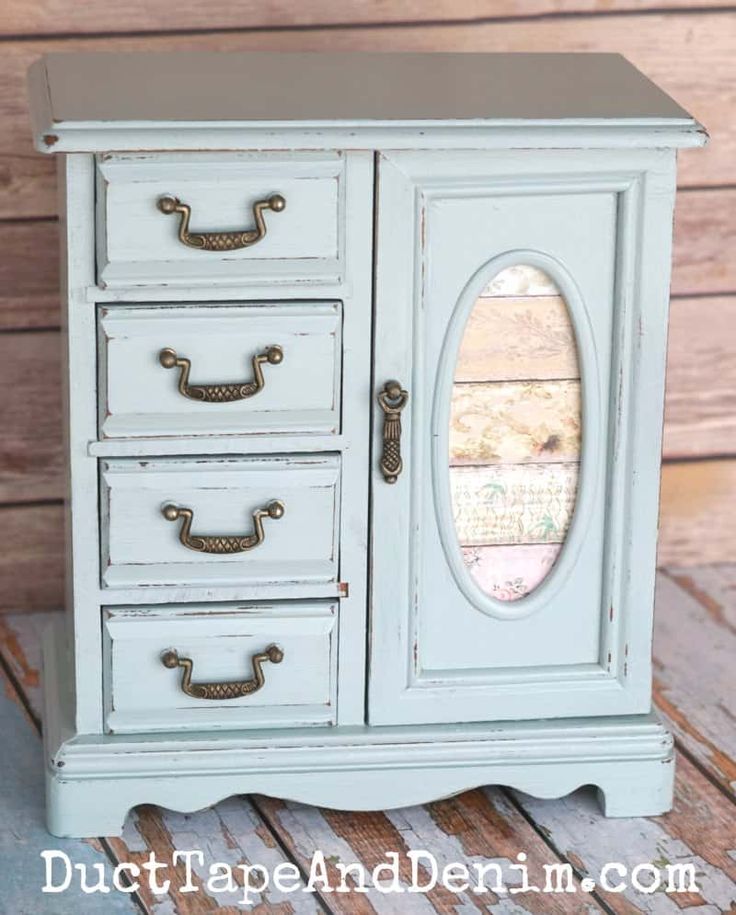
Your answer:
1;566;734;913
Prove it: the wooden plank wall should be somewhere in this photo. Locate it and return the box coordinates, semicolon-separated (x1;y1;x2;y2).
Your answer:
0;2;733;612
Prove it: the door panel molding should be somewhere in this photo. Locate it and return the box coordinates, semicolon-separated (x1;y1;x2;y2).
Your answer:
431;246;600;621
369;148;677;725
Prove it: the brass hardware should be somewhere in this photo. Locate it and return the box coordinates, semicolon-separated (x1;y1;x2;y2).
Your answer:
162;500;285;554
159;345;283;402
157;193;286;251
377;380;409;484
161;644;284;700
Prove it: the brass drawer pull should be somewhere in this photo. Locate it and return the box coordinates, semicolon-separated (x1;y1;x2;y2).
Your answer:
161;644;284;700
377;380;409;484
157;193;286;250
162;500;285;554
159;345;283;402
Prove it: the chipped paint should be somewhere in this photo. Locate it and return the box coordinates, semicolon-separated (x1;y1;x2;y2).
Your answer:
0;618;40;692
654;572;736;793
654;685;736;793
669;572;735;637
106;801;316;913
516;763;736;913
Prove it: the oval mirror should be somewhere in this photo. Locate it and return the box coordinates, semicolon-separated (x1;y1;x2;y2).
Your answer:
449;264;581;602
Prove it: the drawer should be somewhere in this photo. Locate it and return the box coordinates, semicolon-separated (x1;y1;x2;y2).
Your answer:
103;601;337;733
100;455;340;590
96;152;345;288
98;302;342;439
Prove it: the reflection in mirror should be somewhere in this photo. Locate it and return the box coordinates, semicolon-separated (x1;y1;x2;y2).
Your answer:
449;265;581;602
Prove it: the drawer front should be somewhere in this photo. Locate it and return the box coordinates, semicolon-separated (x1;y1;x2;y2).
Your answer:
96;152;344;288
104;601;337;733
101;455;340;589
99;302;342;439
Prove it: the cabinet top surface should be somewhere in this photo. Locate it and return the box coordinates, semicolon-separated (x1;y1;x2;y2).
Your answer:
28;51;704;152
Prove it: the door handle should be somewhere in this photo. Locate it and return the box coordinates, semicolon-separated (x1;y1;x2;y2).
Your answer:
377;380;409;483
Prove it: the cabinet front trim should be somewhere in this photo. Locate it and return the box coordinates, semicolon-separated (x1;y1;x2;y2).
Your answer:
369;149;674;725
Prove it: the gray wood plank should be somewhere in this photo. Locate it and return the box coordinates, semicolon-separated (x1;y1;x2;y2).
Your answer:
255;791;607;912
508;751;736;913
107;804;324;913
0;662;140;914
3;0;731;40
654;568;736;796
664;564;736;633
0;331;63;503
658;460;736;567
664;296;736;459
0;505;65;613
0;612;57;721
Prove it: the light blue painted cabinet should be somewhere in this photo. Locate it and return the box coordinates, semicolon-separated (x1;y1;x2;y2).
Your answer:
28;51;705;837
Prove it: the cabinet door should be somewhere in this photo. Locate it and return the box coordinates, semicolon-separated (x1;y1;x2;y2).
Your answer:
369;149;676;725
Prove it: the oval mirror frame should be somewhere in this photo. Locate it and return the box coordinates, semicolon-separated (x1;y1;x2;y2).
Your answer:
431;249;601;620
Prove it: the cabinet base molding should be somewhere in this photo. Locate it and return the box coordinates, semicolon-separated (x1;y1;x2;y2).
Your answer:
44;621;674;837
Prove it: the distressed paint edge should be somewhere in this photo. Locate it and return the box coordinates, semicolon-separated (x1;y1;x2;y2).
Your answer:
31;122;707;155
43;620;674;836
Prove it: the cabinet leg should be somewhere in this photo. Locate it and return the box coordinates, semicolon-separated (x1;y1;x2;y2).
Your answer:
46;772;130;838
595;758;675;818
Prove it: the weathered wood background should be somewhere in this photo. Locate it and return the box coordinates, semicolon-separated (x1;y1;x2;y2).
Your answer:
1;1;734;612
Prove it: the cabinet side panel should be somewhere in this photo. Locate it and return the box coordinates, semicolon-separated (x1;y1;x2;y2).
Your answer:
604;151;679;703
60;153;102;734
